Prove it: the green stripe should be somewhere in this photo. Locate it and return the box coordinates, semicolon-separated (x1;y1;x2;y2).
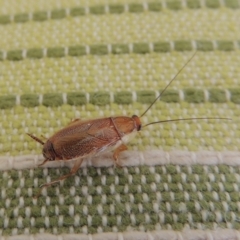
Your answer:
0;40;239;61
6;50;23;61
0;0;239;25
90;92;111;105
206;0;221;8
0;89;238;109
229;89;240;104
137;90;156;104
32;11;48;21
0;95;15;109
184;89;205;103
166;0;183;10
0;165;239;235
42;93;63;107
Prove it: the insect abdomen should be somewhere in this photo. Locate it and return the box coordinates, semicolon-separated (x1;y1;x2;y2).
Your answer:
45;117;137;161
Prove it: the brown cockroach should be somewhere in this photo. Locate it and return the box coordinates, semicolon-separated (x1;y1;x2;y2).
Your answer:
27;53;230;195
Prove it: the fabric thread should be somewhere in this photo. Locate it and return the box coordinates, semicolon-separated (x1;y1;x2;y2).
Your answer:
0;0;239;238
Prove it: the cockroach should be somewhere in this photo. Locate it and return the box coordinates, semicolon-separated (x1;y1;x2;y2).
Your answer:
27;52;230;195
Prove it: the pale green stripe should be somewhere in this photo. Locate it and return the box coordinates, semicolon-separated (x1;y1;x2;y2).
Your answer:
0;52;239;95
0;102;238;156
1;10;239;50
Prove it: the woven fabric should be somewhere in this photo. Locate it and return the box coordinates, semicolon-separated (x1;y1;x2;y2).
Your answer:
0;0;240;239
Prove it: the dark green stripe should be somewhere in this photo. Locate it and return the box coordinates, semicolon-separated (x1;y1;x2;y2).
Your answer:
133;43;150;54
90;5;105;15
90;45;108;55
42;93;63;107
67;92;87;105
27;48;44;59
217;41;235;51
6;50;23;61
1;40;239;61
137;90;156;104
0;95;16;109
0;89;238;109
229;89;240;104
90;91;110;105
109;4;125;13
148;2;162;11
32;11;48;21
51;9;66;19
20;94;39;107
115;91;133;104
14;13;29;23
196;40;214;51
160;90;179;102
0;1;239;25
209;89;226;103
0;51;4;61
184;89;205;103
186;0;201;9
129;3;144;12
206;0;220;8
225;0;240;8
0;15;11;24
166;0;182;10
70;7;85;16
68;46;86;56
47;47;65;58
0;165;239;235
154;41;171;52
175;40;193;51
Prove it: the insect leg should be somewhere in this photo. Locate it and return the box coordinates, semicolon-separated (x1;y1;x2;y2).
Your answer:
34;157;84;198
113;144;128;167
43;158;83;187
38;159;49;166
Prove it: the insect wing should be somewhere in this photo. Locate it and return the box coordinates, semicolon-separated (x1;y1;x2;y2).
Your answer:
53;118;121;160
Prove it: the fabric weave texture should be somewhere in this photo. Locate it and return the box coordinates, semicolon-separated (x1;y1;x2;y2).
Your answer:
0;0;239;239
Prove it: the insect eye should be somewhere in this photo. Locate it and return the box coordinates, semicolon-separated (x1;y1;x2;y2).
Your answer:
132;115;141;131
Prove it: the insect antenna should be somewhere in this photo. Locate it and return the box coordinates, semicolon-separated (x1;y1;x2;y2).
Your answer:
142;117;231;128
27;133;44;145
140;52;197;118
